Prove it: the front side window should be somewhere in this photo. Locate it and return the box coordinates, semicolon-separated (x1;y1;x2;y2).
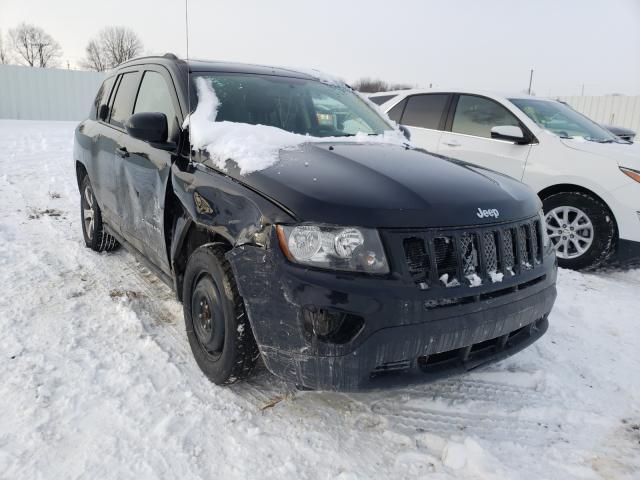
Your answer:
191;74;392;137
134;71;177;141
452;95;520;138
401;94;449;130
109;72;139;128
510;98;617;142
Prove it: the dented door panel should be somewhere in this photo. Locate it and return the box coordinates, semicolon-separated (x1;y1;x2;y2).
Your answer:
115;135;173;272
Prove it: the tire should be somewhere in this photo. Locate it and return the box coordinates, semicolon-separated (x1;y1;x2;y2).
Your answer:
80;175;119;252
542;191;616;270
182;244;259;385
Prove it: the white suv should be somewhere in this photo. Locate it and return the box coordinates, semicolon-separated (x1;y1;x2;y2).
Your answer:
371;90;640;269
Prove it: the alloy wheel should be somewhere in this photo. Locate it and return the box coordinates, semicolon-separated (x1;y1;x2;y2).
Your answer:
546;206;594;259
83;185;95;240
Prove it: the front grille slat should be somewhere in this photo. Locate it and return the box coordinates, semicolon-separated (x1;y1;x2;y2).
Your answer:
396;216;544;291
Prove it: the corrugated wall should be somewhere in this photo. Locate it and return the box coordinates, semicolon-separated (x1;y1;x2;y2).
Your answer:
0;65;105;121
557;95;640;134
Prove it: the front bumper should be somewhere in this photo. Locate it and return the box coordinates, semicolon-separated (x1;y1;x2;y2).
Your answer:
228;234;557;391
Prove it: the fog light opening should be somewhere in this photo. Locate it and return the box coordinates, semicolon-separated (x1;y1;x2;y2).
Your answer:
302;306;364;344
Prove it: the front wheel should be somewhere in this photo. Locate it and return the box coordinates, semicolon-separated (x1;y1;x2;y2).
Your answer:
543;192;616;270
182;245;259;385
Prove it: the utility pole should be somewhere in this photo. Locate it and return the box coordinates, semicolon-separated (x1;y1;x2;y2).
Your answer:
528;69;534;95
581;84;585;96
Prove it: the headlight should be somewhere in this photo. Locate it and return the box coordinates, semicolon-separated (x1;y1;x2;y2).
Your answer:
620;166;640;183
539;209;550;248
276;224;389;274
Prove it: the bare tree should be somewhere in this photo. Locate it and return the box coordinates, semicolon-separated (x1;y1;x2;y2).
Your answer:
0;30;11;64
353;77;412;93
81;26;143;71
81;39;109;72
8;23;62;67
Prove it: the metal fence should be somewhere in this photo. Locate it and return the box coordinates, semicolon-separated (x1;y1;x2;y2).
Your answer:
0;65;105;121
557;95;640;134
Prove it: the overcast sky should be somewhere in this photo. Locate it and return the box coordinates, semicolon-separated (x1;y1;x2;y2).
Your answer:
1;0;639;96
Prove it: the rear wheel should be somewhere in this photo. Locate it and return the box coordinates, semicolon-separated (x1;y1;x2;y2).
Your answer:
543;191;616;270
182;245;259;384
80;176;118;252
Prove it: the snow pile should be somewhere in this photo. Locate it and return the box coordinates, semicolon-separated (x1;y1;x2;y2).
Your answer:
187;78;409;175
2;120;640;479
439;273;461;288
489;270;504;283
466;273;482;287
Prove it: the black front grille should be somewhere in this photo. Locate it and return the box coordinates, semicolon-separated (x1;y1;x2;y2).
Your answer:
393;216;544;290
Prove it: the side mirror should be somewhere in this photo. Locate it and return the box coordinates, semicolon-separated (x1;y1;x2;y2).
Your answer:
125;112;168;145
491;125;527;144
98;104;109;121
399;125;411;141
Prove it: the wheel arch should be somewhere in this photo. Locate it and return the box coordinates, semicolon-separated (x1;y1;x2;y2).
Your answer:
537;183;618;229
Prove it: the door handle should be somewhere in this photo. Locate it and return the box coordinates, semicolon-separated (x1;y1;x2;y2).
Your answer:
443;139;461;147
116;146;129;158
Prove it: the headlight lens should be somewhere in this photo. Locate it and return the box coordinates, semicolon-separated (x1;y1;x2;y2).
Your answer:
620;166;640;183
277;224;389;274
539;209;550;248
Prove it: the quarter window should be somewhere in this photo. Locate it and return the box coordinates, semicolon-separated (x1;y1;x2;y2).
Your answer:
134;71;177;141
452;95;520;138
400;94;449;130
109;72;139;128
93;76;116;120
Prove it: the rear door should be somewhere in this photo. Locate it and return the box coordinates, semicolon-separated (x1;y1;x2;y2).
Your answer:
116;67;182;272
86;75;120;229
392;94;451;153
438;94;532;180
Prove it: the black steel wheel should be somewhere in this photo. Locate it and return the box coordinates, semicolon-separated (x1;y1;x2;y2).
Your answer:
182;244;259;385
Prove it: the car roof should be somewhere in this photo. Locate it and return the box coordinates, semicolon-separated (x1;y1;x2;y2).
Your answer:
114;53;325;81
371;88;553;103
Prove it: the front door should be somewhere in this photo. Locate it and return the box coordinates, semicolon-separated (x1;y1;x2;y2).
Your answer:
116;68;181;272
438;94;532;180
395;93;451;153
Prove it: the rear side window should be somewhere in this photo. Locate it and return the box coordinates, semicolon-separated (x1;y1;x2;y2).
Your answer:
452;95;520;138
109;72;139;128
92;76;115;120
134;71;177;141
369;94;396;105
387;98;406;123
401;94;449;130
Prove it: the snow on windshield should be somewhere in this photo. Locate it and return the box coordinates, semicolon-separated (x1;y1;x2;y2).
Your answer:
186;77;409;175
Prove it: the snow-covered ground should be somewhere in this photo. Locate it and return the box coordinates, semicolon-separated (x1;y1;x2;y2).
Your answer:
0;120;639;480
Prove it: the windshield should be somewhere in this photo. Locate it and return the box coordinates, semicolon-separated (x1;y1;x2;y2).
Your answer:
190;73;392;137
509;98;617;143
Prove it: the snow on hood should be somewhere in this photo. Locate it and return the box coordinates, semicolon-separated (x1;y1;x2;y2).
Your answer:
185;77;409;175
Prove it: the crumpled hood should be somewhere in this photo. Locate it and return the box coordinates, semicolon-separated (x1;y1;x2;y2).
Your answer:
208;142;541;228
560;137;640;170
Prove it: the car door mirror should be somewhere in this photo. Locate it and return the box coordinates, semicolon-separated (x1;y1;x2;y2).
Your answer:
491;125;527;144
399;125;411;141
98;104;109;121
125;112;169;145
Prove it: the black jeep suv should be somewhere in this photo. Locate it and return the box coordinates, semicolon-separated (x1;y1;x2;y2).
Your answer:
74;54;557;391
